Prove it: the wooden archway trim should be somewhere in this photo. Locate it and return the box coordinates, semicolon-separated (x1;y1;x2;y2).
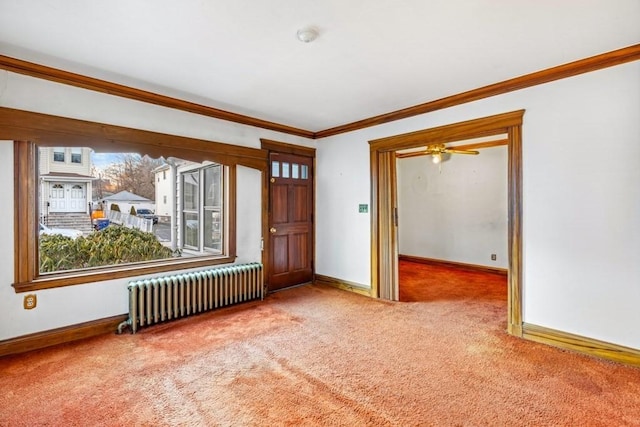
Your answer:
369;110;525;336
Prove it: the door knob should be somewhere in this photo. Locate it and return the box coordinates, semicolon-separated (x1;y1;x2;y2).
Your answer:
270;227;277;234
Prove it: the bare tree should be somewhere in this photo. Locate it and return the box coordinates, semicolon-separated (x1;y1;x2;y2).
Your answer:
104;154;162;200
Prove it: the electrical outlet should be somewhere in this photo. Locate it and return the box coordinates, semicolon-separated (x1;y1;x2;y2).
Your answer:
491;254;497;261
23;294;37;310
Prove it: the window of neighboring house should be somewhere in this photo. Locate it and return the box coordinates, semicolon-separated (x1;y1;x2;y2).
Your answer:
71;147;82;164
53;147;65;162
163;170;167;180
163;195;167;204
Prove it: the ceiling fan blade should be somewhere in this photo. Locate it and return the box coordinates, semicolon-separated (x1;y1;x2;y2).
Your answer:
444;149;479;155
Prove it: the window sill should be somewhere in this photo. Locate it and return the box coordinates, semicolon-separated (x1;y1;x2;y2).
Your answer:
12;255;236;293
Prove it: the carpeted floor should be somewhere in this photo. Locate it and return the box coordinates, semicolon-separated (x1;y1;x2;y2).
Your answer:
1;261;639;426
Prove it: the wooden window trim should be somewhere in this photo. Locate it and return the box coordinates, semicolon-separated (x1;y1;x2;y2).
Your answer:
8;109;265;293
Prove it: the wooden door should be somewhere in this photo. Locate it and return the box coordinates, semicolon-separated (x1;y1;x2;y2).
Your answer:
268;152;313;290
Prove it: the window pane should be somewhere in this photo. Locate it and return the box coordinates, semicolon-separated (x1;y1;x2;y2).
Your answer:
271;161;280;177
53;148;64;162
183;212;199;248
34;144;230;276
71;148;82;164
204;165;221;207
204;210;222;252
282;162;290;178
292;163;299;179
183;172;199;210
301;165;308;179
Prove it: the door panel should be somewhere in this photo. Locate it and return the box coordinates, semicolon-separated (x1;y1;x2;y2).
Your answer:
292;185;309;222
272;184;289;223
268;152;313;291
272;235;289;274
290;232;308;270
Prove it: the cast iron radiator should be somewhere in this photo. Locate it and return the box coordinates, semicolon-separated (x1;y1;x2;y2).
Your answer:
119;263;263;333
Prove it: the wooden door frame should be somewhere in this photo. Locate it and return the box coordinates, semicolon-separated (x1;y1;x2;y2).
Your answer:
369;110;525;336
260;139;316;292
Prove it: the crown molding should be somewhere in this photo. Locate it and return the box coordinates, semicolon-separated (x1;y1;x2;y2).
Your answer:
0;55;315;139
1;44;638;141
314;43;640;138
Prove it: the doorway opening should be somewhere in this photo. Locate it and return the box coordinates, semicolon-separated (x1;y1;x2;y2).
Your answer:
395;136;508;302
369;110;524;336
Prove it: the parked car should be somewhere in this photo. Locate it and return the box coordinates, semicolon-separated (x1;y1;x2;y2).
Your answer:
39;223;83;239
136;208;158;224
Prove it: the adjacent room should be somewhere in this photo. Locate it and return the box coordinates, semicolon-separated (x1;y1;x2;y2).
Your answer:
1;1;639;425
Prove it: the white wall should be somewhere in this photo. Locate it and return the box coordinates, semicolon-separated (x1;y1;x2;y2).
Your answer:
154;167;173;217
0;71;314;341
315;132;372;286
397;146;508;268
316;61;640;350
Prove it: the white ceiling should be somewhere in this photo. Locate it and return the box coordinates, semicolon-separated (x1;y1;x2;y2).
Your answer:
0;0;638;132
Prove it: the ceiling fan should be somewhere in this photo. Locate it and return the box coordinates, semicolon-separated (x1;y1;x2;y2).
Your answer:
424;143;479;164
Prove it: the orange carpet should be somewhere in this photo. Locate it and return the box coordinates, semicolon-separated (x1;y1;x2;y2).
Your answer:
1;262;639;426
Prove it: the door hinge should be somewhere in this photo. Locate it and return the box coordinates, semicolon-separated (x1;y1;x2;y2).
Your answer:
260;238;264;251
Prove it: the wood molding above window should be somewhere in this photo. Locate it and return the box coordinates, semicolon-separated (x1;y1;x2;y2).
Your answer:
8;108;267;293
0;108;268;171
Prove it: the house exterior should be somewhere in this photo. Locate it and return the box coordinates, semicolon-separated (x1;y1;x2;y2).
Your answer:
100;190;154;214
38;147;93;217
153;163;173;218
154;160;224;254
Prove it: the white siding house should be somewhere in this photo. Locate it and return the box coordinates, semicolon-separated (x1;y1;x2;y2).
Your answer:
101;190;155;214
38;147;93;217
154;159;224;254
154;164;173;217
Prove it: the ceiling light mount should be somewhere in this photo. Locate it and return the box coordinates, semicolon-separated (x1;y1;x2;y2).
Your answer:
296;26;319;43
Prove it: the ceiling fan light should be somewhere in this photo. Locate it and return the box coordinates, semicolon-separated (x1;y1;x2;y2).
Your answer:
432;153;442;164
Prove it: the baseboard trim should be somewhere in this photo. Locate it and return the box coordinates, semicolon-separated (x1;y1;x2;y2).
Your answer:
0;314;128;357
314;274;371;297
522;323;640;368
399;254;508;276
